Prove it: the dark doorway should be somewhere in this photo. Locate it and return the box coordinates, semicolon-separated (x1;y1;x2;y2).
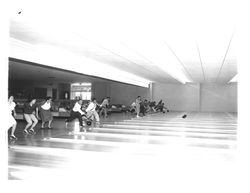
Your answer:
52;88;57;99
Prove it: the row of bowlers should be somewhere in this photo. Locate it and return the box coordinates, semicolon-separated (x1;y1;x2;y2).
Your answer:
65;97;110;128
8;96;109;140
8;96;53;140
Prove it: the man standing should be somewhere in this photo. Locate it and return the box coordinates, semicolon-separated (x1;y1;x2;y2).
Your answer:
99;97;110;118
135;96;141;118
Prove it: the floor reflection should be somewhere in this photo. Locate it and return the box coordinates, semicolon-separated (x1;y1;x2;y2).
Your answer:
8;112;237;180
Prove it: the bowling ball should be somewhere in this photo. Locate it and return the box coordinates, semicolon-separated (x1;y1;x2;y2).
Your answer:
86;120;92;126
182;114;187;118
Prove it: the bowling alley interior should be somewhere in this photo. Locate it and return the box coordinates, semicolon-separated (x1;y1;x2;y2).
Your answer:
3;0;245;191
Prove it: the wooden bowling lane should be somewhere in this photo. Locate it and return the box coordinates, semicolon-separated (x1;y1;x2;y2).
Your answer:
8;112;237;180
124;118;237;124
90;127;237;138
105;123;237;131
136;111;237;121
130;116;237;123
65;130;236;149
119;121;237;127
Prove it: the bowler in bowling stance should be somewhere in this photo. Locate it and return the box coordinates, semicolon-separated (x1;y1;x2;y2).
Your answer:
86;98;100;128
23;97;39;134
65;99;85;127
39;96;53;129
99;97;110;118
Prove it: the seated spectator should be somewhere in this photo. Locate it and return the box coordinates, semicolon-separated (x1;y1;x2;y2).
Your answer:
154;100;168;113
149;101;156;111
143;99;150;112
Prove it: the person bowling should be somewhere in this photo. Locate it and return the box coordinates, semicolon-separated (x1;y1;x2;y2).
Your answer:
86;98;100;128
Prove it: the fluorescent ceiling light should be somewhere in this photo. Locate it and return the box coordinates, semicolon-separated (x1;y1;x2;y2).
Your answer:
66;34;192;84
10;0;236;85
10;38;151;88
113;39;192;84
228;74;237;83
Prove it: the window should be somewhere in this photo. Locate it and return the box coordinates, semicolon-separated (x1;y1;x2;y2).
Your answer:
70;83;92;100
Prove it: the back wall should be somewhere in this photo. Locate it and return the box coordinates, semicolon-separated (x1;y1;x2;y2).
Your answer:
153;83;200;112
108;82;150;106
152;82;237;113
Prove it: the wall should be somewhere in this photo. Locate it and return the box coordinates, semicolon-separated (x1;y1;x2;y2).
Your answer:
92;82;109;102
9;80;34;98
108;82;150;106
152;83;200;111
58;83;70;99
9;79;66;100
9;78;237;112
9;79;150;105
200;83;237;112
91;81;150;105
152;82;237;113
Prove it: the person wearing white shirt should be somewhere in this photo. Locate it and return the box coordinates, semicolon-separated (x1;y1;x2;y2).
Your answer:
86;98;100;127
130;102;136;113
39;96;53;129
8;95;17;140
99;97;110;118
135;96;141;118
65;99;85;127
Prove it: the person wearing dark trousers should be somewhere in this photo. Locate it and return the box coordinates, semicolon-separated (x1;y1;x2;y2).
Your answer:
65;99;85;127
155;101;168;113
149;101;156;112
99;97;110;118
140;100;146;116
143;99;150;113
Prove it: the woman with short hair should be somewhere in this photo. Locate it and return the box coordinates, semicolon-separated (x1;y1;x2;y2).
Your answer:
23;98;39;134
8;95;17;140
40;96;53;129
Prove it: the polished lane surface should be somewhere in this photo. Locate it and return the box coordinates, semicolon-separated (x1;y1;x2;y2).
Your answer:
8;112;237;180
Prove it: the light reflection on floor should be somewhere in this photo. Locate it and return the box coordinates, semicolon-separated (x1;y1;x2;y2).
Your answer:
8;112;237;180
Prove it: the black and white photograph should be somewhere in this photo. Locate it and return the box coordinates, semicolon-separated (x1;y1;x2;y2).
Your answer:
1;0;250;192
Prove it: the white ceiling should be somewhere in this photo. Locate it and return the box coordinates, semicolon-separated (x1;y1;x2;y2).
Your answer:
9;0;237;85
